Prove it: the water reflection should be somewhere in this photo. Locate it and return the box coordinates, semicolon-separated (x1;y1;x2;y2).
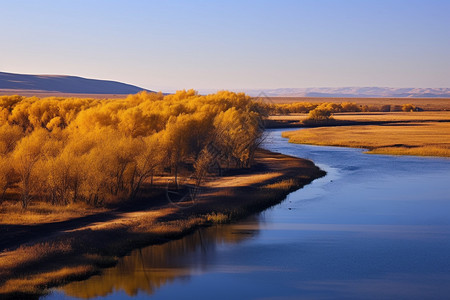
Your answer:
60;216;261;299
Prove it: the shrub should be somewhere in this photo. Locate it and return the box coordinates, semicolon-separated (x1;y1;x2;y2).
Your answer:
302;108;335;125
402;104;416;112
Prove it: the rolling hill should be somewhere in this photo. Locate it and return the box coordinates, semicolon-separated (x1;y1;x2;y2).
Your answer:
242;87;450;98
2;71;449;99
0;71;152;95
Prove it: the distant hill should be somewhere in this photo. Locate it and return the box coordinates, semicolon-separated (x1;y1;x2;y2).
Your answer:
0;71;152;95
2;72;448;99
242;87;450;98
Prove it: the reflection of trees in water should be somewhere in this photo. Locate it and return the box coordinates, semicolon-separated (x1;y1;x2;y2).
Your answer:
61;215;261;298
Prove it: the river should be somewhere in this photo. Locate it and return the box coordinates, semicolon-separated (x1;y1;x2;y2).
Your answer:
45;128;450;299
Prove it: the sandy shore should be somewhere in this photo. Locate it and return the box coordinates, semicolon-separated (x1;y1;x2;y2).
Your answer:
0;149;325;299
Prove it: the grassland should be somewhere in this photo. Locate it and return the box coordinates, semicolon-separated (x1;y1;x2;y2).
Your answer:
266;97;450;111
0;149;325;299
267;111;450;129
0;202;106;225
269;111;450;122
281;112;450;157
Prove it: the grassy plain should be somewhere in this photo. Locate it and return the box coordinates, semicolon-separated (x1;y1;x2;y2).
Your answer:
269;111;450;122
266;97;450;111
281;112;450;157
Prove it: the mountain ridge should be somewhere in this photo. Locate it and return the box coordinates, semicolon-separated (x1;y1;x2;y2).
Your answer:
0;71;152;94
242;87;450;98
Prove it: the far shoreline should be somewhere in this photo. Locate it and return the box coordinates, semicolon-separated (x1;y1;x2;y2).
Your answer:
266;111;450;158
281;124;450;158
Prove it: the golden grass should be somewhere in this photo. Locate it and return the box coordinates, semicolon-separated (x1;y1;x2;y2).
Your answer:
0;215;223;297
269;111;450;122
0;241;72;275
283;122;450;157
1;265;95;295
262;179;296;190
0;201;105;225
265;97;450;110
370;146;450;157
333;111;450;122
206;212;230;224
204;172;282;188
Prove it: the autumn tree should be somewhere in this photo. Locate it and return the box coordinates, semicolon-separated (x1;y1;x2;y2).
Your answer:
128;133;165;200
163;115;192;187
0;155;14;202
1;90;267;208
12;129;49;208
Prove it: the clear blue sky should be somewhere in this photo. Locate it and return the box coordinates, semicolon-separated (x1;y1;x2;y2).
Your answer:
1;0;449;92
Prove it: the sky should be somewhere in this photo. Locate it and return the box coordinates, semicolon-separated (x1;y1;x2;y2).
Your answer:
1;0;449;92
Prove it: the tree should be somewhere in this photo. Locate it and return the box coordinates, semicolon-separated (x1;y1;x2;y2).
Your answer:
45;151;79;205
0;155;14;202
162;115;192;187
128;134;164;200
0;124;24;154
213;107;263;168
2;90;269;208
12;129;49;208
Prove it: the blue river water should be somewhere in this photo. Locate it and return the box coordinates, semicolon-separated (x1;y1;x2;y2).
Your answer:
46;129;450;300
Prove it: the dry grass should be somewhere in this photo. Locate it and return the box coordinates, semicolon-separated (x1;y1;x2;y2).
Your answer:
269;111;450;122
204;172;282;188
0;265;96;295
206;212;230;224
0;201;105;225
283;122;450;157
266;97;450;110
0;241;73;275
370;145;450;157
262;179;297;190
334;111;450;122
0;214;230;297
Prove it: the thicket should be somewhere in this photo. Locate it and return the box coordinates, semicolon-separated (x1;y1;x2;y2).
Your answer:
263;101;362;114
263;101;419;114
0;91;421;209
0;90;264;208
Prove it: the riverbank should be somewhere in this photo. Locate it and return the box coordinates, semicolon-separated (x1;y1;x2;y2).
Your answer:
0;148;325;299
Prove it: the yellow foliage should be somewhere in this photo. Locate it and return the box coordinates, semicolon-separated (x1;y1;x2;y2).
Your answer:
0;90;264;208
